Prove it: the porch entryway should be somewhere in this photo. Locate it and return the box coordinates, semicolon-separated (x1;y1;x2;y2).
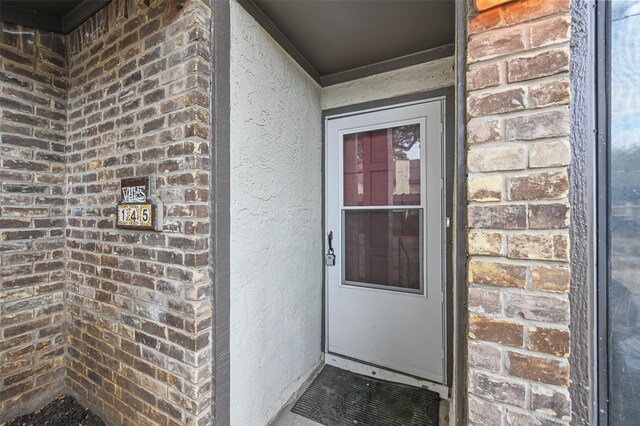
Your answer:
0;0;590;425
268;99;453;425
229;1;456;424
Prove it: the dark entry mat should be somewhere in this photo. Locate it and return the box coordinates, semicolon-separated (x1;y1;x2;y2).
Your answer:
291;365;440;426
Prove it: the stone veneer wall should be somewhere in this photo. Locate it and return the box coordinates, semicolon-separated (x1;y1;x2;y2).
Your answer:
0;23;68;421
64;0;213;425
465;0;573;424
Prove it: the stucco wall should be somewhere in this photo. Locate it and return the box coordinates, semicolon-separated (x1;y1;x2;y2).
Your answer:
229;2;323;424
321;56;455;110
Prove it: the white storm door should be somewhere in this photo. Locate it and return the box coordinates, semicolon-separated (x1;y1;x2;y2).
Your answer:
325;100;445;383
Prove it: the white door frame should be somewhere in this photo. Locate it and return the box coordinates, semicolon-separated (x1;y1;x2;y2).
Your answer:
323;95;451;395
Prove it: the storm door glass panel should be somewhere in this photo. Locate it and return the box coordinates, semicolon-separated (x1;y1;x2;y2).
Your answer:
341;121;424;294
343;124;421;206
608;2;640;424
343;210;422;291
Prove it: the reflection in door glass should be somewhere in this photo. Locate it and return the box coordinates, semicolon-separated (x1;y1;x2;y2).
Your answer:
343;210;421;291
609;2;640;424
343;124;421;206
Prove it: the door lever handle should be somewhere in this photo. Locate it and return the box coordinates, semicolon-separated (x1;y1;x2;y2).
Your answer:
326;231;336;266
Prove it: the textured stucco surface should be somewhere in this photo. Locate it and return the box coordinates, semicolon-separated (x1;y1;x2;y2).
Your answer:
320;56;454;110
568;0;593;424
229;2;323;425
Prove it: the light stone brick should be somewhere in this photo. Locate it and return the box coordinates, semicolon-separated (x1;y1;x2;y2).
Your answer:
531;265;570;293
469;395;503;425
469;287;502;315
531;384;572;420
528;203;570;230
468;341;502;372
468;204;527;230
467;63;501;91
468;88;526;117
508;49;569;83
467;119;501;145
469;260;527;288
468;231;503;256
529;15;571;48
529;140;570;168
468;27;525;63
530;80;570;108
509;171;569;201
529;327;570;357
505;293;570;325
468;176;502;202
470;316;524;347
507;352;570;386
508;234;569;261
470;371;526;407
468;145;527;172
505;110;570;141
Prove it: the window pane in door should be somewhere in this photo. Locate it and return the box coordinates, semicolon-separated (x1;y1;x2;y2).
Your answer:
343;209;421;291
343;124;421;206
608;3;640;424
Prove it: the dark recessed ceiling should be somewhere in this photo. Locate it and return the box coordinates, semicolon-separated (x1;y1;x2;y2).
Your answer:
3;1;84;18
1;0;110;33
249;0;455;79
2;0;455;85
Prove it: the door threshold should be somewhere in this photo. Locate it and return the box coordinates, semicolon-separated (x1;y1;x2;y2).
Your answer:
325;353;450;399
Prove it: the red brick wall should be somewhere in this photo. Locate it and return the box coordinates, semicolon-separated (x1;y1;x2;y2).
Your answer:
64;1;213;425
466;0;572;424
0;23;68;421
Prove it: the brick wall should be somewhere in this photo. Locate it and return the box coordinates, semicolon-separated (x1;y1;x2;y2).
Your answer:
0;23;68;421
1;0;213;423
64;0;213;425
466;0;572;424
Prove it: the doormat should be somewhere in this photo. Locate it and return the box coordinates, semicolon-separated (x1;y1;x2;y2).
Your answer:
291;365;440;426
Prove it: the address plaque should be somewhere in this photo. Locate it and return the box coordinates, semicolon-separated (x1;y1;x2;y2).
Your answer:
116;176;163;231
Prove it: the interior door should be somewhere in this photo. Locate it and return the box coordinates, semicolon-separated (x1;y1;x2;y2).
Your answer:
325;100;445;383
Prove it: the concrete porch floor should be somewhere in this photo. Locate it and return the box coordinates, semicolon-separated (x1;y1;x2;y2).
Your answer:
270;364;451;426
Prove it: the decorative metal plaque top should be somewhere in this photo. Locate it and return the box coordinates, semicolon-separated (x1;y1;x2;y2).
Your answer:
120;176;151;203
122;185;146;203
